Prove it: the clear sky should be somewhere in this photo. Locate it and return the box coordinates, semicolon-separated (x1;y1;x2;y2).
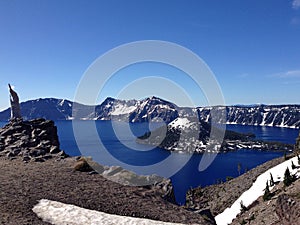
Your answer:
1;0;300;110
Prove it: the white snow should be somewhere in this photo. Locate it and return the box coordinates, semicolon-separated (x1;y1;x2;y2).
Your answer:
169;118;192;129
111;105;136;115
215;156;300;225
33;199;184;225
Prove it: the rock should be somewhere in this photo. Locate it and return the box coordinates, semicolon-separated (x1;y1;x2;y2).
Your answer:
34;157;45;162
103;166;123;176
50;146;60;154
153;179;177;204
22;155;31;162
74;157;94;172
29;148;46;157
0;118;67;161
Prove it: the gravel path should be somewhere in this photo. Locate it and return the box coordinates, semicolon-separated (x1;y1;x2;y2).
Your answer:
0;157;210;225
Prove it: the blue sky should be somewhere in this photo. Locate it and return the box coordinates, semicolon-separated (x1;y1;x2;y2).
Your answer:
1;0;300;110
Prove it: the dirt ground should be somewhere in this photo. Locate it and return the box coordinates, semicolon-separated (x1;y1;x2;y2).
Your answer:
0;157;211;225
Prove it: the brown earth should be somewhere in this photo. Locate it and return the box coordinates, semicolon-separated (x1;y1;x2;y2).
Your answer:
0;157;213;225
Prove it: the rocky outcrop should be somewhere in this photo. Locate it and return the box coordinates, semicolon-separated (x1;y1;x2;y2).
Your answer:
0;118;68;162
74;157;177;204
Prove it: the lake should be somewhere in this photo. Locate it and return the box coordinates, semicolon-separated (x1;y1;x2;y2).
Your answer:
0;121;299;204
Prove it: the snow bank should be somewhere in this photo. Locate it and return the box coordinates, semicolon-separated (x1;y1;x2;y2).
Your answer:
169;118;192;129
215;156;300;225
33;199;184;225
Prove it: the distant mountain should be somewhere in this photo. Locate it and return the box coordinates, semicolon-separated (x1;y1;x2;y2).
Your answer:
0;98;74;121
0;97;299;128
196;105;300;128
0;96;179;123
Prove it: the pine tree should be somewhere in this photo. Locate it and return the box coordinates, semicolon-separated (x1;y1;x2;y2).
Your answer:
240;200;247;212
291;161;296;170
270;173;275;187
283;167;293;186
263;181;272;201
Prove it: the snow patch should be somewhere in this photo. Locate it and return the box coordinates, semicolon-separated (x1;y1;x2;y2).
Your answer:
111;105;136;115
169;117;192;129
33;199;184;225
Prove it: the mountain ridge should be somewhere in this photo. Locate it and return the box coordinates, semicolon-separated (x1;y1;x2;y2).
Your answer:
0;97;300;128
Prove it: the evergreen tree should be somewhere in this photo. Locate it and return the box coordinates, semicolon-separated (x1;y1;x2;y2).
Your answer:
240;200;247;212
263;181;272;201
270;173;275;187
283;167;293;186
297;154;300;165
291;161;296;170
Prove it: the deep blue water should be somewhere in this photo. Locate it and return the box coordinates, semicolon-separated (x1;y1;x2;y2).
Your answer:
0;121;298;204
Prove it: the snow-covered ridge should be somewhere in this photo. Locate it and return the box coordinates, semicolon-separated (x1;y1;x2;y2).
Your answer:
33;199;184;225
0;97;299;128
215;156;300;225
